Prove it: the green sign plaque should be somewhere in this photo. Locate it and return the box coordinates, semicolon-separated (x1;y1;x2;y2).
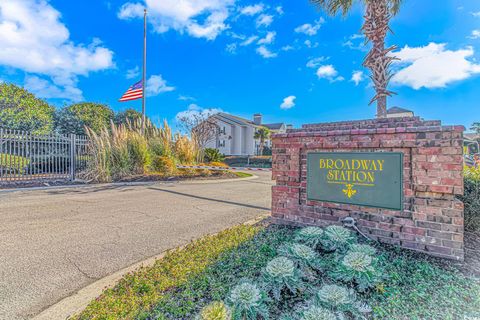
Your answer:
307;152;403;210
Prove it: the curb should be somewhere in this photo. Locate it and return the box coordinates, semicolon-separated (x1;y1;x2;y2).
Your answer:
32;214;270;320
0;174;260;195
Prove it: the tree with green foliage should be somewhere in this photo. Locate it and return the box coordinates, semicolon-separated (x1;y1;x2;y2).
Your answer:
56;102;114;135
0;83;55;134
470;122;480;135
310;0;402;118
114;108;143;126
254;127;271;156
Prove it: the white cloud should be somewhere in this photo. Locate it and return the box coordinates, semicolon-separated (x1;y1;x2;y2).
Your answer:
178;95;195;101
472;11;480;17
294;18;324;36
275;6;284;15
316;65;344;82
0;0;114;100
256;46;277;58
240;35;259;46
126;66;140;79
118;2;144;19
306;56;328;68
469;29;480;39
118;0;234;40
280;95;296;110
304;39;319;48
145;74;175;96
343;34;367;51
239;4;264;16
256;14;273;27
257;31;276;45
281;45;294;51
392;42;480;89
351;70;365;86
175;103;222;124
225;43;237;54
24;76;83;101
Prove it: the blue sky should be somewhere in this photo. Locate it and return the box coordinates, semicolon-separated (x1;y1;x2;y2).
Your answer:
0;0;479;131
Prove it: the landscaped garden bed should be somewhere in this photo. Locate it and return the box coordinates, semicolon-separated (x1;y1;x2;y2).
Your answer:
75;222;480;320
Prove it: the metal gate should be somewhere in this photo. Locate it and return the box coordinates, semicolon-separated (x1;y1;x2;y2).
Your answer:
0;128;89;185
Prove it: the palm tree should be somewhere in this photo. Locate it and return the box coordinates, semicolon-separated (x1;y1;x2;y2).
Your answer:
254;127;271;156
310;0;402;118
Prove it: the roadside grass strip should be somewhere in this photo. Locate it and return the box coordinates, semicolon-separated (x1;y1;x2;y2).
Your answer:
74;224;261;320
77;224;480;320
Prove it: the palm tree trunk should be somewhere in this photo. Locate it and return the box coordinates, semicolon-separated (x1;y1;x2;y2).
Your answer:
362;0;396;118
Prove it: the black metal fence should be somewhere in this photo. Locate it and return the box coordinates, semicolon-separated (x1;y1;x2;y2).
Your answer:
0;128;89;185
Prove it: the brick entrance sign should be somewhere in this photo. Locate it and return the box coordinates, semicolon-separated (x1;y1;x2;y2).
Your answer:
271;117;465;260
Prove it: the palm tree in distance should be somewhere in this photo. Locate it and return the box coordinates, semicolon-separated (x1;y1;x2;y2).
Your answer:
310;0;403;118
254;127;271;156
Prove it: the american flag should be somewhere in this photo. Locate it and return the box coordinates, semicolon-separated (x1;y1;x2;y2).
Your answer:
119;80;143;102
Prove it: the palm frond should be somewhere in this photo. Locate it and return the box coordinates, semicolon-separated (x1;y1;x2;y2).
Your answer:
310;0;355;16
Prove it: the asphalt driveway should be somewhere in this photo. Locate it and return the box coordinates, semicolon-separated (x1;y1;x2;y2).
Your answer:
0;172;273;320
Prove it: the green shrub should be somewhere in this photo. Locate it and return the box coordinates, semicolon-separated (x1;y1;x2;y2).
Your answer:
228;281;269;320
204;148;225;163
462;166;480;232
197;301;232;320
0;83;55;134
295;227;324;249
0;153;30;174
263;257;305;300
55;102;114;135
321;226;356;252
151;156;177;175
331;251;382;292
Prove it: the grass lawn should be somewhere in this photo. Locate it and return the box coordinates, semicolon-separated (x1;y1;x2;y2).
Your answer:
75;223;480;320
232;171;254;178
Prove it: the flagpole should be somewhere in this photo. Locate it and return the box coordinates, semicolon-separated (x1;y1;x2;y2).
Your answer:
142;8;147;134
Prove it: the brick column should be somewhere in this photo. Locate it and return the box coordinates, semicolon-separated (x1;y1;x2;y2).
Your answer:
271;117;465;260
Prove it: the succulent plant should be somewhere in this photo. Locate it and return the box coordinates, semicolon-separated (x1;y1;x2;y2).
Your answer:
331;251;383;292
295;227;324;248
316;284;355;309
299;305;338;320
197;301;232;320
349;244;377;256
264;256;305;300
228;281;269;320
321;226;356;252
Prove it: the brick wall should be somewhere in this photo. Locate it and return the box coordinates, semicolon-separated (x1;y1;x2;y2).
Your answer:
271;117;465;260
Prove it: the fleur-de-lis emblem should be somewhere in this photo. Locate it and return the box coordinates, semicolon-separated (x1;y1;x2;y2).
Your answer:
343;184;357;198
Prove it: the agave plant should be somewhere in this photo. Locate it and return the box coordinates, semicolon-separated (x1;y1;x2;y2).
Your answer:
295;227;324;248
349;243;377;256
228;281;269;320
331;251;382;292
263;257;305;300
278;243;321;271
321;226;356;252
197;301;232;320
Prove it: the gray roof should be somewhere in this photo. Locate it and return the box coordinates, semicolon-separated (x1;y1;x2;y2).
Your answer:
213;113;286;130
213;113;255;126
263;123;284;130
387;107;413;114
465;133;480;140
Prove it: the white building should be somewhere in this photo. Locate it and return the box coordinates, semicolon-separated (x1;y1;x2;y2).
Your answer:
204;113;290;156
